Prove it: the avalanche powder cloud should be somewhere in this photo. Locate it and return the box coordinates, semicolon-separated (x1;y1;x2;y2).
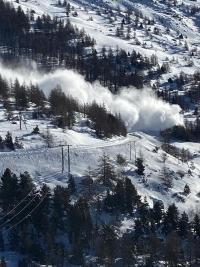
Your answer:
0;62;183;131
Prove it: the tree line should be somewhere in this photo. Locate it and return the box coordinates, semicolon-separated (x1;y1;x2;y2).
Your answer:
0;0;163;91
161;117;200;142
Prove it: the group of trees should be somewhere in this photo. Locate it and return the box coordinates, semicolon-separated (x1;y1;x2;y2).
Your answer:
0;163;200;266
0;168;75;265
98;178;200;266
48;87;127;137
161;117;200;142
0;132;21;151
0;0;94;58
158;71;200;111
0;0;164;92
104;177;141;213
0;0;29;36
85;101;127;137
0;76;45;110
0;75;127;137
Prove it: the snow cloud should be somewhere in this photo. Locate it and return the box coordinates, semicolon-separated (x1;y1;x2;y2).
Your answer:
0;62;183;131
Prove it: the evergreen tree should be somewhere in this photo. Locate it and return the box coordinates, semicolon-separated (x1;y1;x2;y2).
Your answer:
115;180;125;212
134;219;144;239
104;189;116;212
13;80;28;109
152;201;164;225
68;175;76;194
163;204;179;235
98;224;117;264
29;85;46;107
69;245;84;265
184;184;191;195
18;171;35;199
68;197;92;244
193;214;200;238
148;234;162;264
51;185;70;231
4;131;14;150
135;157;145;175
178;212;190;238
124;177;140;213
32;125;40;134
0;75;9;98
31;184;51;233
120;234;136;266
0;231;4;251
97;154;116;187
0;168;18;211
138;197;150;227
9;229;20;251
116;154;127;167
164;231;181;267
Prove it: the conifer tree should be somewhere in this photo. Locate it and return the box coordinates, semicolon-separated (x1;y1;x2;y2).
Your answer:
152;201;164;225
18;171;35;199
124;177;140;213
178;212;190;238
97;154;116;187
193;214;200;238
163;204;179;234
0;231;4;252
4;132;14;150
68;175;76;194
135;157;145;175
115;180;125;212
0;168;18;211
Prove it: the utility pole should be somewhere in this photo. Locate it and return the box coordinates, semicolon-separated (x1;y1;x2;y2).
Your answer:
61;146;64;173
60;144;71;175
129;141;137;162
67;145;71;175
133;141;136;162
19;111;22;130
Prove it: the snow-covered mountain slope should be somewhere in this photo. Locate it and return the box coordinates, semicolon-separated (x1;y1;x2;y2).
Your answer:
0;105;199;212
7;0;200;80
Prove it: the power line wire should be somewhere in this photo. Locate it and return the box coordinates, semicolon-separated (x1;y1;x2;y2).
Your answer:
0;193;39;229
0;189;35;222
5;194;47;232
